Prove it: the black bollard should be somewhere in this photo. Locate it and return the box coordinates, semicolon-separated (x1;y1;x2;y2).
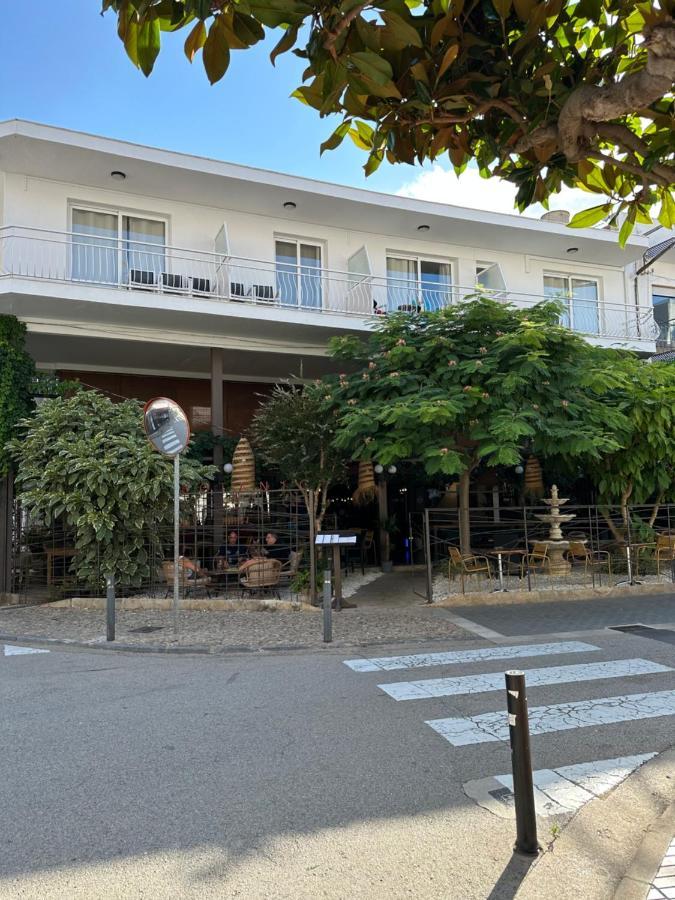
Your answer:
106;574;116;642
505;670;539;856
322;568;332;643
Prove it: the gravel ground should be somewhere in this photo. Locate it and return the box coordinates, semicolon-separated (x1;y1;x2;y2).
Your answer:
0;603;473;651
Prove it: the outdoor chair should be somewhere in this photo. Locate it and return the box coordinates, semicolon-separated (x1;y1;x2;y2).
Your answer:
521;542;550;578
161;560;213;598
239;558;282;600
361;530;377;568
566;540;612;576
279;550;303;589
448;546;493;590
655;534;675;575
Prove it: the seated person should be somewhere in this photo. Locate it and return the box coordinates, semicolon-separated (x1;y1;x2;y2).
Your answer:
178;551;207;580
263;532;289;565
217;531;246;568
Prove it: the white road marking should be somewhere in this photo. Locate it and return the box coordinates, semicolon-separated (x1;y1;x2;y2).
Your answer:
379;658;671;701
343;640;599;673
427;688;675;746
464;753;656;818
3;645;50;656
648;835;675;898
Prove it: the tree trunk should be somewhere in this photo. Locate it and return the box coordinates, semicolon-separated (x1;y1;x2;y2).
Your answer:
459;469;471;554
648;492;664;528
600;506;626;544
0;473;13;596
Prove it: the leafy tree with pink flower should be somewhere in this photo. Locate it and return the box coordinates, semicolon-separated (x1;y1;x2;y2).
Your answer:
326;296;627;550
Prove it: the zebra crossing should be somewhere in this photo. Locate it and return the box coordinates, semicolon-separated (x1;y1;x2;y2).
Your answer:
344;637;675;816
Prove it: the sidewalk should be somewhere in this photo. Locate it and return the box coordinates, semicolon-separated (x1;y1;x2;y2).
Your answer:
514;749;675;900
0;572;471;652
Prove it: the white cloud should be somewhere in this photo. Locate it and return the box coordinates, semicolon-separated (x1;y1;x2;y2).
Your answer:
395;163;594;220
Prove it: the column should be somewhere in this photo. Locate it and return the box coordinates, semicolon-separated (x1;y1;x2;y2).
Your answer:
210;348;224;550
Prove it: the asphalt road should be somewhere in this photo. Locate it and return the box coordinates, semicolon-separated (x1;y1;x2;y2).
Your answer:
1;626;675;899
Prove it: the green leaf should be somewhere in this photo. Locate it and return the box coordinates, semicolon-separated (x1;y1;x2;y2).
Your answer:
137;14;161;76
270;21;300;65
381;11;423;49
202;16;231;84
437;43;459;79
320;120;352;154
492;0;512;17
350;51;394;86
568;203;611;229
618;214;635;248
184;20;206;62
658;191;675;229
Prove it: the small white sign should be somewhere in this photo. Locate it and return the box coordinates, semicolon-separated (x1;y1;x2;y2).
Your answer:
4;645;50;656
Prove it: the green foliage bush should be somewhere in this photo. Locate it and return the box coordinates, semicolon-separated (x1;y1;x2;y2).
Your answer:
8;390;213;590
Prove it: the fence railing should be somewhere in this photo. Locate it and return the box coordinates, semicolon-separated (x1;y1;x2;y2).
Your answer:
0;225;659;341
10;488;312;601
421;502;675;599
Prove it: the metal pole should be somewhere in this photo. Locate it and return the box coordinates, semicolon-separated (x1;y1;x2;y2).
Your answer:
308;490;317;606
333;543;342;611
505;670;539;856
105;574;115;642
522;504;531;591
322;566;332;643
424;508;433;603
173;453;180;638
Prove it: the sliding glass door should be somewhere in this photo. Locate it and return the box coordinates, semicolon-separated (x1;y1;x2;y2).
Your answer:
544;274;599;334
71;209;118;283
71;207;165;286
387;256;452;311
275;240;322;307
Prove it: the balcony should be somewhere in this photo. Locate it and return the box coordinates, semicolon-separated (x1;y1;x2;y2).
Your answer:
0;225;659;345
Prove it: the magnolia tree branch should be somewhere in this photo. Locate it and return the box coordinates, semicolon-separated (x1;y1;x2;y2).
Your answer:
324;2;370;51
515;20;675;164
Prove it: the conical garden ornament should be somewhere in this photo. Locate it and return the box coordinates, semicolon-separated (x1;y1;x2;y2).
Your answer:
353;460;377;505
524;455;544;498
230;437;256;493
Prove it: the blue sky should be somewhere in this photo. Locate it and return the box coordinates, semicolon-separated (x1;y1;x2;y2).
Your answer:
0;1;588;215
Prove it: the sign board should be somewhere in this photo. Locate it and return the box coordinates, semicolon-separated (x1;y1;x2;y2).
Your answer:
143;397;190;457
315;534;357;546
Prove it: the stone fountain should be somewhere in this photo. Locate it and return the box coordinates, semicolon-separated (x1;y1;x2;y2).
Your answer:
534;484;577;575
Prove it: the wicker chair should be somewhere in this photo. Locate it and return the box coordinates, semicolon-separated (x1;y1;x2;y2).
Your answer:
656;534;675;575
162;560;213;598
239;558;282;599
279;550;303;589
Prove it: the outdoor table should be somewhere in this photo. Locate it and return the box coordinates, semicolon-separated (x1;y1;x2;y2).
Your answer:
487;549;528;592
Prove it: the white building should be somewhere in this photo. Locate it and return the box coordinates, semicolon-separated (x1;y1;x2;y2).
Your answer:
0;119;661;440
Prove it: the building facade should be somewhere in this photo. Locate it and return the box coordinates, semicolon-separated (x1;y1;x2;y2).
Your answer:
0;120;662;447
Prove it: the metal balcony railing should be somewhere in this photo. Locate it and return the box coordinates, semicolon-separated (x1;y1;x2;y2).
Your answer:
0;225;659;342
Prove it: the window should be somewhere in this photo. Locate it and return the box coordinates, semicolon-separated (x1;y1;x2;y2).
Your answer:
386;255;452;311
544;274;599;334
653;293;675;346
71;207;166;286
275;239;322;308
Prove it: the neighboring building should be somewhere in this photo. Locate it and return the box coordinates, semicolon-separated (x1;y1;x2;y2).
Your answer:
0;120;660;443
641;229;675;353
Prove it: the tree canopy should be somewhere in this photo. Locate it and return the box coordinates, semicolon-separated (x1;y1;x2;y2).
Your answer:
8;390;212;589
324;297;627;548
584;355;675;539
250;382;346;528
102;1;674;241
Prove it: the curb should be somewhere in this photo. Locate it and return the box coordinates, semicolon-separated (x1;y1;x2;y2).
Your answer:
515;749;675;900
0;627;483;657
614;801;675;899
